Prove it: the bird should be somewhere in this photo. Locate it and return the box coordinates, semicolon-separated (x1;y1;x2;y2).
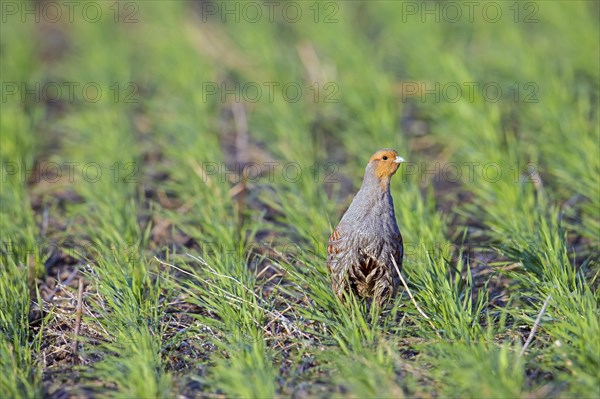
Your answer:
327;148;405;307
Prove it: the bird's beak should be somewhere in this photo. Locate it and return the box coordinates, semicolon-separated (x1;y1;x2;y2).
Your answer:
393;156;405;164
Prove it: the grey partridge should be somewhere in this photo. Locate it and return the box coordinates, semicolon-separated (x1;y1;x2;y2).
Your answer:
327;149;404;306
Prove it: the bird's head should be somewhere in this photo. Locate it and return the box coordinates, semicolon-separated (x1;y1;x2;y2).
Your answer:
364;149;405;190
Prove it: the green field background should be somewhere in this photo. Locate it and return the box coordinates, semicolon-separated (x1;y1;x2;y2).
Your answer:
1;1;598;397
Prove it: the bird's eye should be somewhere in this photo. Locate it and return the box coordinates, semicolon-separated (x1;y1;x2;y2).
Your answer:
382;156;388;160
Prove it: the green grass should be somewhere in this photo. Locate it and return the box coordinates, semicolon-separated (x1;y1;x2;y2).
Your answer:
0;7;44;397
1;1;598;398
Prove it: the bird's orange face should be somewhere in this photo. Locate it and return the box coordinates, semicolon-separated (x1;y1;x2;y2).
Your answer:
369;149;405;180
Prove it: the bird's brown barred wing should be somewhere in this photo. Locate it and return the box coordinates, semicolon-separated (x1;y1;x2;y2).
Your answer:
350;248;385;298
350;230;403;303
389;230;403;297
327;226;349;300
392;230;403;270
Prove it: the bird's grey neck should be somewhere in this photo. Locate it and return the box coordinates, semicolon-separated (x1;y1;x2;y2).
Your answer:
353;167;393;208
337;164;396;229
357;178;390;203
342;179;394;227
360;168;385;191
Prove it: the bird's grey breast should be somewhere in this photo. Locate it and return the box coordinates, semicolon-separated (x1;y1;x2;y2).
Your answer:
338;190;399;255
